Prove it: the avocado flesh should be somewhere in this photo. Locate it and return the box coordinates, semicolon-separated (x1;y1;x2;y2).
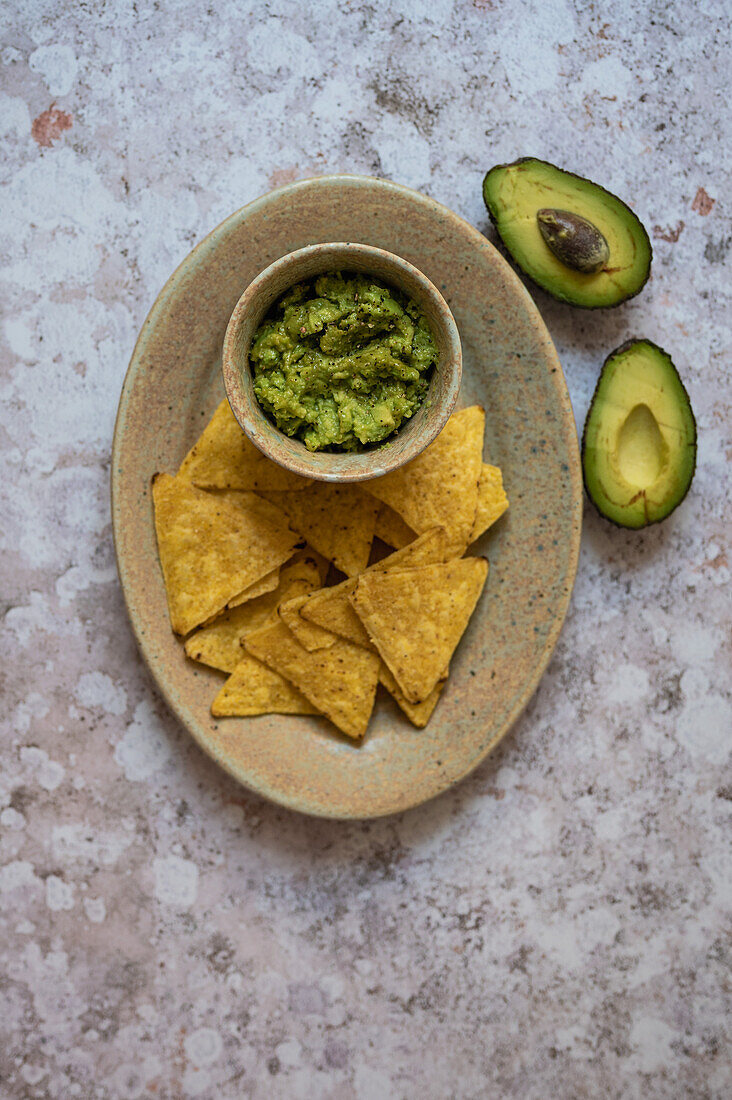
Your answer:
582;340;696;528
483;158;652;308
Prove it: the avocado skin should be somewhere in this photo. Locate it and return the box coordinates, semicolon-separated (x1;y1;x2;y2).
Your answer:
581;339;697;529
482;157;653;309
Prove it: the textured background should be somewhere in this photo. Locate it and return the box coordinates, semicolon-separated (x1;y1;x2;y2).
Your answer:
1;1;730;1097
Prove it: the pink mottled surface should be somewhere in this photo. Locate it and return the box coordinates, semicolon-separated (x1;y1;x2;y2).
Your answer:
1;2;731;1098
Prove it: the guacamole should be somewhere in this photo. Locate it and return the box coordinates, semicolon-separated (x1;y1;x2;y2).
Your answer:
249;272;438;451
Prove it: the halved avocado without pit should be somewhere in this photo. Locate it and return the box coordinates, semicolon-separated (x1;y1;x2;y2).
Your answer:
582;340;697;528
483;158;652;308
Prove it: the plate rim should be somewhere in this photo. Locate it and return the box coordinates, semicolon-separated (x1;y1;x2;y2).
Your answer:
111;173;582;819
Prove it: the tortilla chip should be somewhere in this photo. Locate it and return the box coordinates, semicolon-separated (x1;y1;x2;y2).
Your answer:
300;584;373;650
470;464;509;542
258;483;379;576
374;504;416;549
211;653;318;716
217;489;296;530
228;566;280;607
275;554;323;591
378;663;446;728
244;621;379;740
350;557;488;703
300;527;450;649
152;473;301;635
184;558;321;671
364;406;485;556
300;546;331;584
207;491;305;607
178;399;311;491
371;526;449;572
278;592;337;652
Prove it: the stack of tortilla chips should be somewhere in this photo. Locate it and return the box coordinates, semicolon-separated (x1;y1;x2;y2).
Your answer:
153;400;508;740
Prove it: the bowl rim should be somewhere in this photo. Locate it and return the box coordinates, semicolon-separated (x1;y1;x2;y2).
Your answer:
221;241;462;483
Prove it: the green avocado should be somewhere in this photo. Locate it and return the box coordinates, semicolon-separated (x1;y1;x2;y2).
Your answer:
582;340;697;528
483;158;652;308
249;272;436;452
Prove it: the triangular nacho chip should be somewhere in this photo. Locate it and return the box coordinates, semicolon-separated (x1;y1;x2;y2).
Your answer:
364;406;485;556
258;484;379;576
350;557;488;703
278;593;337;652
184;557;321;671
178;399;311;491
211;653;318;716
185;602;276;672
300;546;331;584
228;566;280;608
374;504;416;549
300;527;449;649
244;621;379;740
203;490;306;608
152;473;301;635
301;583;374;650
470;464;509;542
365;526;449;573
378;663;446;728
287;547;332;583
216;489;296;530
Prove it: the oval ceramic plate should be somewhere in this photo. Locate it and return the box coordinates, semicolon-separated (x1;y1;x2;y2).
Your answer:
112;175;582;819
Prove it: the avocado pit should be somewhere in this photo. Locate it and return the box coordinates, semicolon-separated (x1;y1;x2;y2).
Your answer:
537;208;610;274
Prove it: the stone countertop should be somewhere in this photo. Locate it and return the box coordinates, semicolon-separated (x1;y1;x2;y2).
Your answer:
1;2;730;1097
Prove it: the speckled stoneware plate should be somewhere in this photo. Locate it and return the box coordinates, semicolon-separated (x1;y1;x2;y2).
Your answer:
112;175;582;819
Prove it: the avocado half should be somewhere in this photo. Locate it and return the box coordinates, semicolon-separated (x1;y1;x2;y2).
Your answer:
483;158;652;308
582;340;697;528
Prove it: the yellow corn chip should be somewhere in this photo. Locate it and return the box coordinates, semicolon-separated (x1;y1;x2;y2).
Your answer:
299;546;331;584
178;399;311;491
278;593;337;652
207;491;310;610
258;484;379;577
211;653;318;716
244;621;380;740
228;566;280;607
470;464;509;542
378;663;446;728
184;558;321;671
364;406;485;556
152;473;301;635
350;557;488;703
369;526;449;572
374;504;416;549
272;554;322;592
301;583;373;650
216;489;295;530
300;527;449;649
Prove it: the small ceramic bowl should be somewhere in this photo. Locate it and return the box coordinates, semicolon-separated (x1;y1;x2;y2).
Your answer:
221;242;462;482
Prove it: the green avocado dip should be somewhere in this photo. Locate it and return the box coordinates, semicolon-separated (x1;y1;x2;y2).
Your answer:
249;272;438;451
